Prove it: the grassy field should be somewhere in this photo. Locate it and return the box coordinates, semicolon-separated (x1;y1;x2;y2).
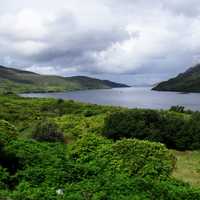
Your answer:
172;150;200;187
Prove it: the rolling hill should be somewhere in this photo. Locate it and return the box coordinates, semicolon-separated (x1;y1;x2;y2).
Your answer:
0;65;129;93
153;64;200;92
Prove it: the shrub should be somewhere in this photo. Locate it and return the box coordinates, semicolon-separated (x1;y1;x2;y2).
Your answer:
69;134;174;179
0;120;18;144
170;105;185;113
31;120;64;142
102;109;163;140
83;109;98;117
102;109;198;150
0;166;9;189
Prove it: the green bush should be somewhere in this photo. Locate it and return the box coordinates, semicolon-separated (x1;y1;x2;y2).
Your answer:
31;120;64;143
70;134;174;179
0;166;9;189
103;109;200;150
0;120;18;146
103;109;163;140
83;109;98;117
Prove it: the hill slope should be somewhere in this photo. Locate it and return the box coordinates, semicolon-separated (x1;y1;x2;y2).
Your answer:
153;64;200;92
0;65;129;93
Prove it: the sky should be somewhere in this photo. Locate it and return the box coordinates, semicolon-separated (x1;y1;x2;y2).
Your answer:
0;0;200;85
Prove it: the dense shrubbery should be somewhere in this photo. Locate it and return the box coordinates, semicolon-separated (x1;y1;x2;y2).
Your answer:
1;95;200;199
0;95;115;133
103;109;200;150
69;134;174;179
0;134;200;199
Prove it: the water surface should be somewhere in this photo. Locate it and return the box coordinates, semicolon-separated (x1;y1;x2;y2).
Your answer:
21;87;200;111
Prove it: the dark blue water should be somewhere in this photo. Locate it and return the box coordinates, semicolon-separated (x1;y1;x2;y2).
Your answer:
21;87;200;111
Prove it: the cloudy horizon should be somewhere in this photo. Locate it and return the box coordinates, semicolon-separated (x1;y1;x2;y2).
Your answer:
1;0;200;85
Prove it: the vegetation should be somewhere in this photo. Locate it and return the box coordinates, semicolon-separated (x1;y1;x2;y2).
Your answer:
0;65;129;94
31;120;64;142
170;105;186;113
0;94;200;199
153;64;200;92
103;109;200;150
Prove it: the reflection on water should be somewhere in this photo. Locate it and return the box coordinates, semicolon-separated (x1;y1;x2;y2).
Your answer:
21;87;200;111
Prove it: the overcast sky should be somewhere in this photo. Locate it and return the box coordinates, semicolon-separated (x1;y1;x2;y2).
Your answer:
0;0;200;84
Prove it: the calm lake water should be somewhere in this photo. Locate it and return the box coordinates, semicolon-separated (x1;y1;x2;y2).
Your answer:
21;87;200;111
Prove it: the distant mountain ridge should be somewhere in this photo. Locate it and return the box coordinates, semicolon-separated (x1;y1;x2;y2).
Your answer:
0;65;129;93
153;64;200;92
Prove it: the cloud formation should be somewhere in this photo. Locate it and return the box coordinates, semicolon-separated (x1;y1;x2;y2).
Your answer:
1;0;200;82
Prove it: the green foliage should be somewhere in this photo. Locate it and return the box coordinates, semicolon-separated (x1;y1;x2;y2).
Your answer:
0;94;200;199
0;133;199;199
83;109;98;117
0;120;18;145
0;119;18;169
103;109;200;150
6;140;79;187
0;166;9;189
111;139;174;178
55;114;105;141
70;134;174;179
31;120;64;142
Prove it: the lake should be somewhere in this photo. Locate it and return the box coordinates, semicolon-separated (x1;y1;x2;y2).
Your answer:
21;87;200;111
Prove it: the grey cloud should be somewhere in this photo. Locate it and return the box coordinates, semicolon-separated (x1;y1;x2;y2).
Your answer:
0;0;200;83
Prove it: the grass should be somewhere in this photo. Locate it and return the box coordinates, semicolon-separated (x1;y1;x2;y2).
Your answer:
172;150;200;187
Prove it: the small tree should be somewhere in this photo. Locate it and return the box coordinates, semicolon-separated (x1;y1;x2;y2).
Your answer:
170;105;185;113
31;120;64;143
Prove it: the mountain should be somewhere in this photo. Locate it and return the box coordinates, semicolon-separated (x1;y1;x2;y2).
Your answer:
0;65;129;93
152;64;200;92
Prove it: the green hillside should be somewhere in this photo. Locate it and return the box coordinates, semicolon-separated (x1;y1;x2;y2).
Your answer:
153;64;200;92
0;65;129;93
